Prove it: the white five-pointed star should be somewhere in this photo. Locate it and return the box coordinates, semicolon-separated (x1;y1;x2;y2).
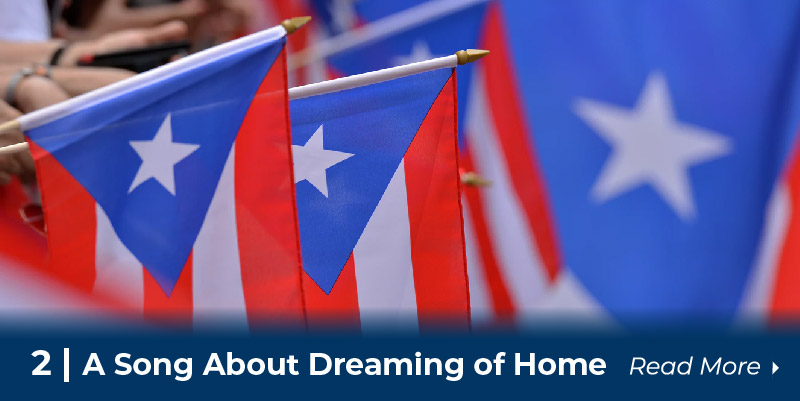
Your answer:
128;113;200;195
393;40;439;66
573;72;732;221
292;125;354;197
329;0;357;32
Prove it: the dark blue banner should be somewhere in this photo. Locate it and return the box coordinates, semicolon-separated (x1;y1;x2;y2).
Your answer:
0;326;795;399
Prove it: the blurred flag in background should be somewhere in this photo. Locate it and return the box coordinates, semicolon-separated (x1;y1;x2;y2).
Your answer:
502;0;800;326
287;0;590;326
269;0;800;327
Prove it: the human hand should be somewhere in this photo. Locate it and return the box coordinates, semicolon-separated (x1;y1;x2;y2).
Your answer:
190;0;262;44
85;0;206;36
0;101;35;185
61;20;189;66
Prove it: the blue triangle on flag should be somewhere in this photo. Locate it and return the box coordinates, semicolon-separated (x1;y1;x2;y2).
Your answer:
290;68;452;294
26;37;285;295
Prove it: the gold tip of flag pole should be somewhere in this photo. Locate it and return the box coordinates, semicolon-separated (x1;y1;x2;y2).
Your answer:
461;172;492;187
456;49;490;65
281;16;312;34
0;119;21;135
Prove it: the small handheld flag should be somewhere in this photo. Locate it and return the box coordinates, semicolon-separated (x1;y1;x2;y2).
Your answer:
20;22;308;327
288;50;484;331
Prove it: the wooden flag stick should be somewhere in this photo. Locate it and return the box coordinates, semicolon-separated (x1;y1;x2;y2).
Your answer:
0;141;27;156
289;49;488;100
0;48;489;156
0;119;20;136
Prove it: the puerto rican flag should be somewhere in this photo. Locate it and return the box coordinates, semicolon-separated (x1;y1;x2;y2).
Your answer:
502;0;800;325
768;141;800;322
740;136;800;325
290;67;471;332
301;0;592;326
22;27;304;328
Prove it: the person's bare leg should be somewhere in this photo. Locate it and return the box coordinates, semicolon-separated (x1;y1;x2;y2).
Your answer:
10;76;70;113
0;20;188;66
0;65;134;98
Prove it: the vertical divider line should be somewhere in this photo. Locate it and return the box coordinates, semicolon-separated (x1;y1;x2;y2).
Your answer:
63;348;70;383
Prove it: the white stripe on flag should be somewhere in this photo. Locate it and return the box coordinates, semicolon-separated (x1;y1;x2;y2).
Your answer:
192;147;248;328
461;198;493;325
465;65;550;312
353;160;419;333
521;268;617;330
737;183;790;326
94;204;143;312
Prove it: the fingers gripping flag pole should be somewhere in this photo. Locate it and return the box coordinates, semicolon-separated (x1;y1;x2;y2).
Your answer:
10;18;311;328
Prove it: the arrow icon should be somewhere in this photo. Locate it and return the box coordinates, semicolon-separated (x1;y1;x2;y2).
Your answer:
772;362;779;374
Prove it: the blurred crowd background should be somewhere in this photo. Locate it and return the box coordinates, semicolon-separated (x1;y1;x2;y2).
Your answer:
0;0;798;328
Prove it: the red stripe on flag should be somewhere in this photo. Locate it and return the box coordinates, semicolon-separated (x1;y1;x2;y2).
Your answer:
0;212;46;270
0;179;46;270
479;2;562;282
143;253;193;325
460;152;516;321
28;140;97;292
234;47;306;326
404;72;470;330
770;140;800;322
302;255;361;329
0;180;32;224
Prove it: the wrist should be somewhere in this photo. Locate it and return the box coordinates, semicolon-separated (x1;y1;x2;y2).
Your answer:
3;67;35;106
3;64;54;107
